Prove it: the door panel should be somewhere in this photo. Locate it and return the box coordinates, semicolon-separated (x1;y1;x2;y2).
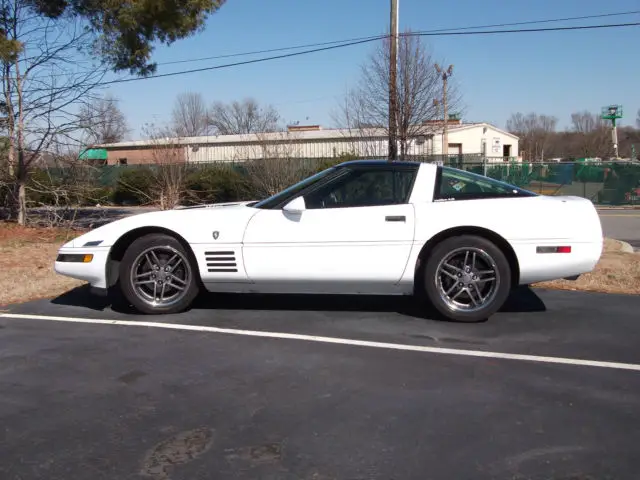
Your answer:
242;204;415;287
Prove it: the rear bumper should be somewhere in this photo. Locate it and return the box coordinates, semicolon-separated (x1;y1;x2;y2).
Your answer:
514;239;603;285
54;247;110;289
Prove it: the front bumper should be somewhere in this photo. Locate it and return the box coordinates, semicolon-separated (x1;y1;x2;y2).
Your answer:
54;247;110;289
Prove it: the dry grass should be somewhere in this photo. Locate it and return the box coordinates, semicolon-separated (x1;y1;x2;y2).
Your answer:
0;222;638;307
534;238;640;295
0;223;87;306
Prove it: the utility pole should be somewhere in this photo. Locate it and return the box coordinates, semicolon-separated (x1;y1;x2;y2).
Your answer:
433;98;442;161
388;0;399;161
435;64;453;159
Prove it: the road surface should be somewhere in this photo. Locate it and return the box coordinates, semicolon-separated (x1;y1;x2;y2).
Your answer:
1;287;640;479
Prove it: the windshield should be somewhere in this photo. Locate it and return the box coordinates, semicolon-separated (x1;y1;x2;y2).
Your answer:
253;166;338;209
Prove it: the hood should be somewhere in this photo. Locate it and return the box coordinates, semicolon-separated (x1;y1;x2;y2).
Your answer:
62;200;260;248
176;200;258;210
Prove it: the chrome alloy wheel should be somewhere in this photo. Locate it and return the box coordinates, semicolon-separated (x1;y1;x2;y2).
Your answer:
130;246;192;308
435;247;500;313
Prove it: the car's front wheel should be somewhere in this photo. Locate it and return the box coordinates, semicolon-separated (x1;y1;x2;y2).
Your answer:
423;235;511;322
119;233;200;314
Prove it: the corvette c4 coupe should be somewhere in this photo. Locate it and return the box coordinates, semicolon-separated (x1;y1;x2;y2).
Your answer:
55;160;603;322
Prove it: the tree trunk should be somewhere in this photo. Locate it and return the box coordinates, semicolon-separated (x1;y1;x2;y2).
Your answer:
15;52;26;225
16;169;26;225
400;138;407;161
3;60;17;220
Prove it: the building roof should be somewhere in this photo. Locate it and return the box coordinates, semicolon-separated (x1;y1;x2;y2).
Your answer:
99;122;518;149
338;159;424;168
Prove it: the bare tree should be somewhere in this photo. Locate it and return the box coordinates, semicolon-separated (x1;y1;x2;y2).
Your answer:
25;152;110;228
171;91;209;137
334;31;461;160
209;97;280;135
0;1;229;225
142;123;189;209
571;111;604;134
506;112;557;161
234;130;314;198
244;157;308;199
0;3;109;224
79;93;128;145
569;110;610;157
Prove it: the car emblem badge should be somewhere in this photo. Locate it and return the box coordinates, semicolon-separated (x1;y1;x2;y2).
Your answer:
213;231;219;240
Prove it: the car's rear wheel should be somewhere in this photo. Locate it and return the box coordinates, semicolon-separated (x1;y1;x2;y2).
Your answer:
119;233;200;314
423;235;511;322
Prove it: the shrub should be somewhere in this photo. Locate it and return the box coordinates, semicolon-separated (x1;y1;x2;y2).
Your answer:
184;165;251;205
112;167;154;205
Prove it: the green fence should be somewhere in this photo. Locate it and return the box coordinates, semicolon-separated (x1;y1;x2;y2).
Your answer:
28;158;640;206
444;160;640;205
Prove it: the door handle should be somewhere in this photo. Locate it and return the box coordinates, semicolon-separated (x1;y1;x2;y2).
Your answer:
385;215;406;222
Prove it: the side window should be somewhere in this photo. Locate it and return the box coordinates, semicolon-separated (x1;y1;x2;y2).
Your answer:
435;167;536;200
304;168;416;209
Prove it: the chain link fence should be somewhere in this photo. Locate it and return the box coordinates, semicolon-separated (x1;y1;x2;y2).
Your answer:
442;160;640;206
22;156;640;207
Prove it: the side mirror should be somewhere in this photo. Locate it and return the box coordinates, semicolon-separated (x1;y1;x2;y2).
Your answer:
283;196;306;213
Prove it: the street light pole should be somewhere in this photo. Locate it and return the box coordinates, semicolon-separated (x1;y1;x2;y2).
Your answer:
436;64;454;160
601;104;623;159
611;117;619;159
388;0;399;161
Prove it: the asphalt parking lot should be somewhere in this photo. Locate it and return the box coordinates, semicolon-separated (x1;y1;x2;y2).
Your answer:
598;209;640;250
2;287;640;480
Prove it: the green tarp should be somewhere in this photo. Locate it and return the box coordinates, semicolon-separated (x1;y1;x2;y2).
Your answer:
78;148;107;160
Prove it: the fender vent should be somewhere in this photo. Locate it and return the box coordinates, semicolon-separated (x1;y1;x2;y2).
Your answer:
205;251;238;273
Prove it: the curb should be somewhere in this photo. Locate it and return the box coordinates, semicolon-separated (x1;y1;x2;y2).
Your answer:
617;240;636;253
597;206;640;210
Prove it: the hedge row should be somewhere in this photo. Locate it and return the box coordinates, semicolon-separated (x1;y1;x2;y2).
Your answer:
111;165;254;206
22;156;353;207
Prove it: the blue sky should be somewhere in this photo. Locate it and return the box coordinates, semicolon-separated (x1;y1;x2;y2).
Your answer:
99;0;640;139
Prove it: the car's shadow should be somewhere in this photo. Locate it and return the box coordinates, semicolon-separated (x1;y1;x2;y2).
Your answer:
50;285;546;322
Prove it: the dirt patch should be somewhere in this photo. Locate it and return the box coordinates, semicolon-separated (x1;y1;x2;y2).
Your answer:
0;222;87;306
534;238;640;295
0;222;84;245
0;242;86;306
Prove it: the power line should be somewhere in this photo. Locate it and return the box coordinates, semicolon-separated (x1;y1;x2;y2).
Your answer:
98;36;385;86
156;35;384;66
412;9;640;34
410;21;640;38
155;10;640;66
10;8;640;93
96;22;640;87
18;20;640;93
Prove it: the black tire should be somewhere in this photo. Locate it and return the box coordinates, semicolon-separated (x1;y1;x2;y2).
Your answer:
119;233;200;315
423;235;511;323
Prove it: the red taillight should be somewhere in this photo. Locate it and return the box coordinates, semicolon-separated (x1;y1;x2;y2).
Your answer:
536;246;572;254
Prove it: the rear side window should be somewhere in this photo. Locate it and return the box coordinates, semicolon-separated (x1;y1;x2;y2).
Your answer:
434;167;537;201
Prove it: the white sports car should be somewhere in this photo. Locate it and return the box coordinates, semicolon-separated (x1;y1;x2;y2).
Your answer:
55;160;603;322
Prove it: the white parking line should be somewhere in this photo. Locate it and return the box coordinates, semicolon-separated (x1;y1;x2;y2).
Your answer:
2;312;640;373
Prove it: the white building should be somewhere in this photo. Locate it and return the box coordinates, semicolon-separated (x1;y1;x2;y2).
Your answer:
100;121;519;165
